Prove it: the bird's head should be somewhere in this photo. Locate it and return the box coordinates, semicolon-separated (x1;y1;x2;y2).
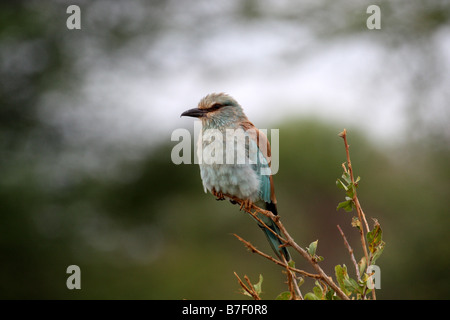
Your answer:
181;93;248;129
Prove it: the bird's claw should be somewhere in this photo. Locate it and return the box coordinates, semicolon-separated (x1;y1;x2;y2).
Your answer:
212;188;225;201
239;199;253;211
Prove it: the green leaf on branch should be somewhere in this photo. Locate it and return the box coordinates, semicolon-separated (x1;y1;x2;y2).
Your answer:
253;274;264;295
366;220;382;253
325;288;336;300
313;281;324;298
275;291;291;300
307;240;318;257
304;292;320;300
358;257;367;278
342;172;351;184
343;277;363;295
336;172;360;212
288;260;296;269
366;219;385;264
304;281;325;300
306;240;324;262
240;274;263;298
336;179;348;191
336;264;365;297
372;244;385;264
335;264;352;296
337;200;353;212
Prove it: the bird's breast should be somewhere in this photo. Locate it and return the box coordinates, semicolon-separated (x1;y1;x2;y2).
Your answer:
197;129;261;201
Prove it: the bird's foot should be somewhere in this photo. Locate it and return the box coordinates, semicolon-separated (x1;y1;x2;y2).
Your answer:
239;199;253;211
211;188;225;201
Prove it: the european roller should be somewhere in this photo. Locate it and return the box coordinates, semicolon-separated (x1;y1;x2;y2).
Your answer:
181;93;291;261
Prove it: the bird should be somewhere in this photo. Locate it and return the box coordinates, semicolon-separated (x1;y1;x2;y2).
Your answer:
181;93;291;261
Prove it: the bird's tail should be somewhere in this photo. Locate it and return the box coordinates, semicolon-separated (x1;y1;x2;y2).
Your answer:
256;202;291;262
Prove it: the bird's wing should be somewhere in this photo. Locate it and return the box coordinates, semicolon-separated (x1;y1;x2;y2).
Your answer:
241;121;276;205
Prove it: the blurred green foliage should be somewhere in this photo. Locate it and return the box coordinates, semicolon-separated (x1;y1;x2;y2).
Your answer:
0;1;449;299
1;117;448;299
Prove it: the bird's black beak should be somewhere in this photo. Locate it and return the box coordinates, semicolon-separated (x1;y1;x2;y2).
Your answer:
180;108;207;118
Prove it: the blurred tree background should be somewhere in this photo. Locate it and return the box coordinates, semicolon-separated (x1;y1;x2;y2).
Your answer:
0;0;448;299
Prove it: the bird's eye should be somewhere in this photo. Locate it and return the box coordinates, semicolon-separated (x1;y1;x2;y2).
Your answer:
209;103;223;111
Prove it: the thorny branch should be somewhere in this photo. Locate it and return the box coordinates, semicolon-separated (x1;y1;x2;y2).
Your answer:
226;129;377;300
233;234;320;280
233;272;261;300
339;129;376;300
220;193;350;300
337;224;360;281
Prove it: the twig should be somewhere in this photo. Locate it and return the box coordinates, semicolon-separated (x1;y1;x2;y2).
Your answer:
222;194;350;300
234;234;304;300
272;212;349;300
281;255;303;300
233;272;261;300
339;129;377;300
239;203;288;245
339;129;370;272
337;224;360;281
355;198;370;234
233;234;320;280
